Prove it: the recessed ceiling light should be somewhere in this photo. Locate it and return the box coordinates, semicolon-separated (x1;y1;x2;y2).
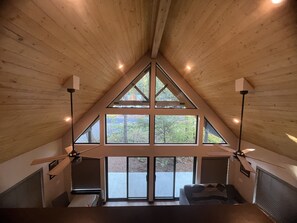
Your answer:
233;118;240;124
186;66;191;71
118;64;124;69
64;117;71;122
271;0;282;4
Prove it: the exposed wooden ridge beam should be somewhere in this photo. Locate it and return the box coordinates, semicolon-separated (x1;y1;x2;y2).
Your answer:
151;0;171;59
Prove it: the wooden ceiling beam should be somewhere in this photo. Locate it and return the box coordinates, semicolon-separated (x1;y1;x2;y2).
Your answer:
151;0;171;59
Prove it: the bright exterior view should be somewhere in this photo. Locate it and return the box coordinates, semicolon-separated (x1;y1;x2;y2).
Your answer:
75;119;100;144
107;157;195;199
155;115;197;144
108;68;150;108
203;118;226;144
106;115;149;144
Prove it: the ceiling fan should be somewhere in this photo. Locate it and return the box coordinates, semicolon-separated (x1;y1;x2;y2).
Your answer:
210;78;284;173
31;76;101;176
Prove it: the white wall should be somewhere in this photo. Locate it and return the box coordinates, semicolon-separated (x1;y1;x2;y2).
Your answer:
229;140;297;203
0;139;66;207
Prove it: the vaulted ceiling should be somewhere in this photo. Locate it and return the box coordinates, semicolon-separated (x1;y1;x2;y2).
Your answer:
0;0;296;163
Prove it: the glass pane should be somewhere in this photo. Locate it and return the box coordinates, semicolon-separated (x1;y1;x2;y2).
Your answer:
155;77;179;101
76;119;100;143
106;115;149;144
155;115;197;144
108;68;150;108
128;157;148;198
175;157;194;197
203;118;226;144
155;66;196;109
107;157;127;199
155;157;174;198
120;71;150;102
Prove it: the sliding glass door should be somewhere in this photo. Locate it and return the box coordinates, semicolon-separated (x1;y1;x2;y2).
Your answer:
107;157;127;199
107;157;148;200
155;157;175;198
175;157;196;197
128;157;148;199
154;157;196;199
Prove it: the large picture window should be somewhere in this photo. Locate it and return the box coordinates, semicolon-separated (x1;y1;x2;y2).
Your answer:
154;115;197;144
106;114;149;144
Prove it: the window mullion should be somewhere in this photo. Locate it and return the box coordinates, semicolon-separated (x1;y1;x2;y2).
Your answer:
150;61;157;145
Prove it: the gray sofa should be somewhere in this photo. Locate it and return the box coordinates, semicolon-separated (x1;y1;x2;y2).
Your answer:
179;184;245;205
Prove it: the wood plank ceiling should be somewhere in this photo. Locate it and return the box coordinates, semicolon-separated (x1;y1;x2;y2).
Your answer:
0;0;153;162
161;0;297;160
0;0;296;162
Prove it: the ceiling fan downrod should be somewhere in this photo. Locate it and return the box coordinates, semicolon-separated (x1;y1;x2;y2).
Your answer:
67;88;78;157
237;90;248;156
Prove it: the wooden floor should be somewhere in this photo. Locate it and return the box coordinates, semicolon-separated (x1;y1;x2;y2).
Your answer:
104;201;179;207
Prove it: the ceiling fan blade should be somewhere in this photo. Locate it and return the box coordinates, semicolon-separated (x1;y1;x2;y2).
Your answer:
238;156;255;173
242;148;256;154
245;155;285;169
31;154;68;165
64;145;73;154
80;147;102;159
48;157;73;176
207;151;233;157
217;145;235;153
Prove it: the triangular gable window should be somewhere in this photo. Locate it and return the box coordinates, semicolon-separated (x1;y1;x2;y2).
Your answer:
108;66;150;108
155;65;196;109
75;117;100;144
203;118;226;144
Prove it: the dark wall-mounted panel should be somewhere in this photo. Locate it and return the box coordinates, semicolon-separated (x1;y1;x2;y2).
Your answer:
0;169;43;208
255;168;297;223
201;157;228;184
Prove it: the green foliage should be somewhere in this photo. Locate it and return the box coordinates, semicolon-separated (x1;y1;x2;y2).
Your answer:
155;115;197;143
155;77;178;101
106;115;149;143
203;127;226;144
121;71;150;101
